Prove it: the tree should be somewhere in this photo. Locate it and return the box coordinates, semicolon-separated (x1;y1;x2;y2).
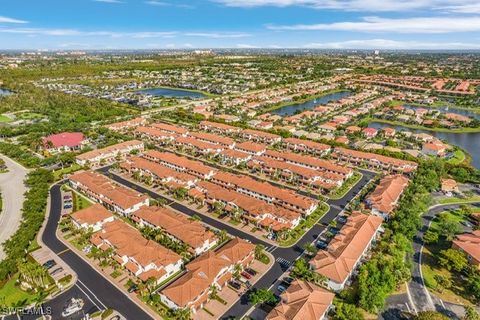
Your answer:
254;244;265;260
218;229;228;243
424;230;439;244
439;249;468;272
434;274;451;293
333;302;364;320
171;307;192;320
464;306;480;320
303;243;317;256
248;288;277;306
438;214;461;241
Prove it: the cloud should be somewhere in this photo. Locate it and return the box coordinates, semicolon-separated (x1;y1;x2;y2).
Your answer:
0;16;28;24
438;3;480;13
145;0;169;6
93;0;124;3
145;1;195;8
268;16;480;33
304;38;480;49
214;0;480;12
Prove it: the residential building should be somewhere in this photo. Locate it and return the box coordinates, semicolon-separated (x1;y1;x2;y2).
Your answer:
69;170;149;216
199;121;242;135
239;129;282;144
310;212;383;291
452;230;480;268
365;175;410;219
160;238;255;313
234;141;267;156
91;220;182;283
132;206;217;256
282;137;331;156
441;178;459;194
105;117;147;132
71;203;114;232
266;280;334;320
76;140;144;167
42;132;87;153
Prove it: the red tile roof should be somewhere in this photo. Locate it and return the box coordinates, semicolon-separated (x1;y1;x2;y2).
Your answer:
43;132;85;148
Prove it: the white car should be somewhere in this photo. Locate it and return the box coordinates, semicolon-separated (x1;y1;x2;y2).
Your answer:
61;298;84;317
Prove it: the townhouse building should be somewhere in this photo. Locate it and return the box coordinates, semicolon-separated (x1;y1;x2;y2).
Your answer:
199;120;242;135
134;126;177;144
234;141;267;156
210;171;318;216
266;280;334;320
160;238;254;313
332;147;418;173
365;174;410;220
69;170;149;216
452;230;480;269
310;212;383;291
188;131;235;148
217;149;252;166
105;117;147;132
142;150;216;179
131;206;217;256
76;140;144;167
239;128;282;144
151;122;189;136
173;136;225;155
91;220;182;284
71;203;114;232
282;137;331;157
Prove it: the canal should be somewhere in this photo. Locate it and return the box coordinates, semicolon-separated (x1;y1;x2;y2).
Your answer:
368;122;480;169
136;87;207;99
272;91;351;116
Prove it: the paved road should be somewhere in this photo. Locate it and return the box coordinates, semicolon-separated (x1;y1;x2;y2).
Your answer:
99;166;376;319
0;155;28;260
41;184;154;320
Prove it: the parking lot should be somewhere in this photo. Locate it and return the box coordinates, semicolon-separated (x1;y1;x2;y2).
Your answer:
31;246;74;288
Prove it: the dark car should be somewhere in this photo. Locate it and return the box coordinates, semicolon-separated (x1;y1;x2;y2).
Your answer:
282;276;294;284
128;285;138;293
316;240;328;250
245;268;257;276
43;260;56;269
337;215;347;224
63;204;73;209
328;227;340;235
228;281;241;290
241;271;252;279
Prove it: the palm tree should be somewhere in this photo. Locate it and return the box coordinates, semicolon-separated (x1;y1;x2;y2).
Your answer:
172;308;191;320
218;229;228;243
233;264;242;280
254;244;265;260
209;284;218;299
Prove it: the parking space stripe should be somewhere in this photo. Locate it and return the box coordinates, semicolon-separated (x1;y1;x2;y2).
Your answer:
56;248;70;256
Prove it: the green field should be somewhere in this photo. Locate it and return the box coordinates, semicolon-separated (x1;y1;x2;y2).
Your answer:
53;164;82;181
0;274;38;307
446;150;466;165
0;115;13;123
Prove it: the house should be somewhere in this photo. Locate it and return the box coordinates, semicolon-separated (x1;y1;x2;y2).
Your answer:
188;131;235;148
382;127;396;138
266;280;334;320
422;142;448;157
365;175;410;219
345;126;362;134
69;170;149;216
134;126;177;144
151;122;189;136
218;149;252;166
441;178;459;194
91;220;183;284
199;121;242;135
452;230;480;268
310;212;383;291
70;203;114;232
132;206;217;256
76;140;144;167
362;128;378;138
42;132;87;153
234;141;267;156
160;238;255;313
240;129;282;144
283;137;331;156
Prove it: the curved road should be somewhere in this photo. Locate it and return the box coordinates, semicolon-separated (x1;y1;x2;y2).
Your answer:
0;155;28;261
97;167;376;319
408;202;480;315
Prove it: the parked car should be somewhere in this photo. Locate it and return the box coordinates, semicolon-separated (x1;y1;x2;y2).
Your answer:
462;221;474;228
337;215;347;224
328;227;340;235
282;276;294;284
43;260;56;269
277;284;287;293
63;204;73;209
245;268;257;276
228;281;241;290
127;285;138;293
63;195;72;200
50;267;64;276
316;240;328;250
241;271;252;280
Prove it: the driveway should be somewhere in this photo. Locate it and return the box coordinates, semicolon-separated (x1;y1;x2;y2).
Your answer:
0;154;28;260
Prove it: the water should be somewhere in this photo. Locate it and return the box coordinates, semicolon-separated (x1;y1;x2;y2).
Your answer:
0;88;12;96
402;104;480;120
369;122;480;169
136;87;207;99
271;91;352;116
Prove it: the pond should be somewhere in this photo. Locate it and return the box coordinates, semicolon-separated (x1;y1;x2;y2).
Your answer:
136;87;207;99
368;122;480;169
271;91;352;116
402;104;480;120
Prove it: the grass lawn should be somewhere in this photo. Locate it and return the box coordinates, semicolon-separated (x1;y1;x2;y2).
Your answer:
0;114;12;123
278;203;329;247
70;189;93;212
437;195;480;205
53;163;82;181
0;274;38;307
446;150;466;165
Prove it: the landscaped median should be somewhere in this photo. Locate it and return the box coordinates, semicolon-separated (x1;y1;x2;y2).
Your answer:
278;202;329;247
328;171;363;200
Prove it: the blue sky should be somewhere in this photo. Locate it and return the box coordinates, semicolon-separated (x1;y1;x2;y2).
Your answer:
1;0;480;50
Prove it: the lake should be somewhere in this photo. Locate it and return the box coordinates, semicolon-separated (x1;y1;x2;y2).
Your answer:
369;122;480;169
0;88;12;96
272;91;352;116
136;87;207;99
402;104;480;120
